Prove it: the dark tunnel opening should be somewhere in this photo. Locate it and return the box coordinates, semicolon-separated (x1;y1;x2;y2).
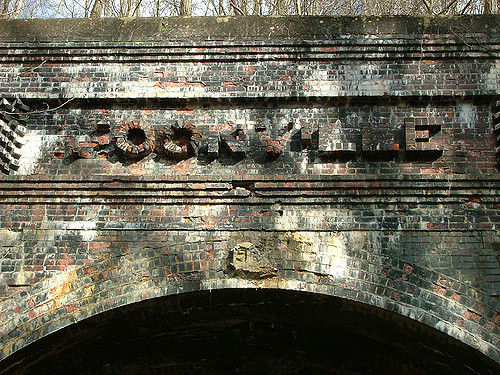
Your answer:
1;289;498;375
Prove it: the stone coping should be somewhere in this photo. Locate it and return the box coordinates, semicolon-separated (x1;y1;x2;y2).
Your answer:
0;15;499;41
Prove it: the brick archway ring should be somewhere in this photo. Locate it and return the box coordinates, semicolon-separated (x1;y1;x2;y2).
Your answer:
0;246;498;368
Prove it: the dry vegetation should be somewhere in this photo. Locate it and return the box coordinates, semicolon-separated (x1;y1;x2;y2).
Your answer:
0;0;497;18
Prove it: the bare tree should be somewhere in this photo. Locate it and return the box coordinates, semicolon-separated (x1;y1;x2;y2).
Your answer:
180;0;192;15
484;0;498;13
90;0;104;17
1;0;497;18
1;0;11;17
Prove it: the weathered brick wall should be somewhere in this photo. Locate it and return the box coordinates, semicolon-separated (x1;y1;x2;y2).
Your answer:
0;16;498;371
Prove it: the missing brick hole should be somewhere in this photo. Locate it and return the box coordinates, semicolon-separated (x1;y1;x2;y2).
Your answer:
232;180;255;191
127;128;146;146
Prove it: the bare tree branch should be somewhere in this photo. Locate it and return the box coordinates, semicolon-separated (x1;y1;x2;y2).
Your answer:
230;0;244;15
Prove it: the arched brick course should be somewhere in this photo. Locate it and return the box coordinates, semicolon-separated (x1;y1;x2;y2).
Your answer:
0;235;498;365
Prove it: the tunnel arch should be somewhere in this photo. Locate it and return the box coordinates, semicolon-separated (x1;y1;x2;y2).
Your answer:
0;288;498;375
0;236;498;374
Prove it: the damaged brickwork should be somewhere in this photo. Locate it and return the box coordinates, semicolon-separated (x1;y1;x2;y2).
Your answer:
0;15;498;374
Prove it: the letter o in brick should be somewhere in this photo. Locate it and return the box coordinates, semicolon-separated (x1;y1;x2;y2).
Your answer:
116;120;155;159
157;121;202;160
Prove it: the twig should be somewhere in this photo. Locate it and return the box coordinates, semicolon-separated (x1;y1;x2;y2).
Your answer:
132;0;143;16
421;0;431;13
230;0;244;15
459;0;473;14
440;0;457;14
28;60;46;72
449;24;495;56
0;98;74;116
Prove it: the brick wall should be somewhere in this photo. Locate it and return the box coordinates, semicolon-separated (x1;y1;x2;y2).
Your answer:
0;16;498;371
